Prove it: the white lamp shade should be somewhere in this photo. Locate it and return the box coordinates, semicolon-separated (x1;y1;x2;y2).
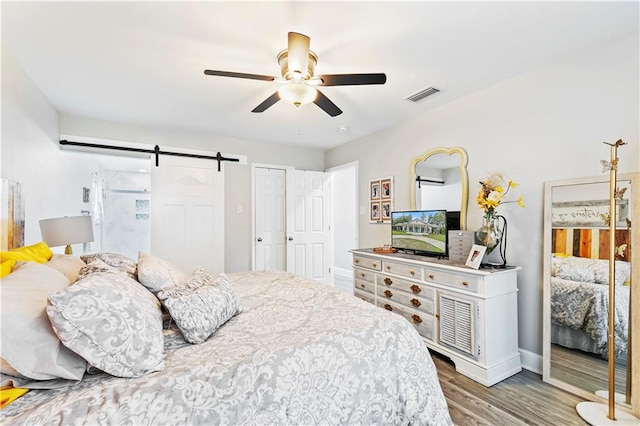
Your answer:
278;82;317;107
39;215;95;248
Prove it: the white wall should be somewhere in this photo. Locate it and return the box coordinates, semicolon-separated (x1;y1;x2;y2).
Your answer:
325;33;640;360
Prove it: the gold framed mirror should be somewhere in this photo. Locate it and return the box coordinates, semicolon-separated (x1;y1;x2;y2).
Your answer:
542;172;639;417
409;147;469;230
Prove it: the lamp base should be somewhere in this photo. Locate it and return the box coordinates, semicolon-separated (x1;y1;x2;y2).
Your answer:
576;402;640;425
64;244;73;255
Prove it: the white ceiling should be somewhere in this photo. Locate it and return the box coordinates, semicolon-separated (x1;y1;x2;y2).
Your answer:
2;1;638;151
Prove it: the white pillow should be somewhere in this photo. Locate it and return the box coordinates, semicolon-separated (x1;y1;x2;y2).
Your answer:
137;251;188;294
0;262;86;382
47;269;165;378
42;254;86;282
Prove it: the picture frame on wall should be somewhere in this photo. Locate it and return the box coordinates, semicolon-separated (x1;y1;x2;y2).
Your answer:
369;176;394;223
370;202;381;222
370;180;381;200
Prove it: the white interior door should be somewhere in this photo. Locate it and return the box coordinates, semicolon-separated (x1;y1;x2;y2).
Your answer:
254;167;286;271
151;156;224;275
286;170;330;285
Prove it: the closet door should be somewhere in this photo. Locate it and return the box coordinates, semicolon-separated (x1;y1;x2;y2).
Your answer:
151;156;224;274
286;170;330;285
253;167;287;271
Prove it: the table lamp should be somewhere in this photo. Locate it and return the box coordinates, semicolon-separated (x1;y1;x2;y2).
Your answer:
39;215;95;255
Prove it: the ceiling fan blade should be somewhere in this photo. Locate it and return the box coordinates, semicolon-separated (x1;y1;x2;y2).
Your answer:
314;90;342;117
204;70;275;82
318;73;387;86
287;32;310;78
251;92;281;113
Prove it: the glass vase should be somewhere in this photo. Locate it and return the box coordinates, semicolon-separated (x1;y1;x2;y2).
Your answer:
475;215;501;255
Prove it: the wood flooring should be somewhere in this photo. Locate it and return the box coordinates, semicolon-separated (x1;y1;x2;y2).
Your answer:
431;351;588;425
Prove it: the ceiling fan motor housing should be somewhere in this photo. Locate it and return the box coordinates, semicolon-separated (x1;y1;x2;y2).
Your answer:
277;50;318;81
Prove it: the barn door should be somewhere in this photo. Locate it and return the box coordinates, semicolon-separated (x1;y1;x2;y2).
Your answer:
150;156;224;275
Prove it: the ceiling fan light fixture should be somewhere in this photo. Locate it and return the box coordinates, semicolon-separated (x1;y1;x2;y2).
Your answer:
278;82;317;107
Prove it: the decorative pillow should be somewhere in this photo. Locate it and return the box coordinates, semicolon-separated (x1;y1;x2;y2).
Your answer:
157;269;241;344
46;270;164;378
42;254;86;282
77;258;127;280
0;262;86;383
0;242;52;264
137;251;188;294
552;255;631;286
80;252;137;280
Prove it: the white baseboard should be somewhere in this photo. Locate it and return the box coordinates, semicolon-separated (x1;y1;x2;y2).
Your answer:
332;267;353;295
519;348;543;375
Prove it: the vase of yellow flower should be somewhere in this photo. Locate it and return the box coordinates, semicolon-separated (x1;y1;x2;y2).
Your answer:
475;172;525;259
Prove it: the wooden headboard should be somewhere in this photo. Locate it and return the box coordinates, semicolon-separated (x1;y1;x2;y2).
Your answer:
551;227;630;261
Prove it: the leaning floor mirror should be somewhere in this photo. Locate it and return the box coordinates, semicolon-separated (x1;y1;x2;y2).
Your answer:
542;172;639;418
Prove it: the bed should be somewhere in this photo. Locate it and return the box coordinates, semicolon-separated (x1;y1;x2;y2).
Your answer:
549;254;631;358
0;248;452;425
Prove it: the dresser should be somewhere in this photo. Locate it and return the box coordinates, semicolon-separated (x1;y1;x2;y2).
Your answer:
351;248;521;386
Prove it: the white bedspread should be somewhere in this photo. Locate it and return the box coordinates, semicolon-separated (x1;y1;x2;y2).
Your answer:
2;270;452;425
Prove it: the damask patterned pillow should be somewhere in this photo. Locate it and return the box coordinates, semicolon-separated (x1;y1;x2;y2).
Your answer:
77;258;127;280
157;269;241;344
552;256;631;286
46;270;164;378
137;251;188;294
80;252;138;280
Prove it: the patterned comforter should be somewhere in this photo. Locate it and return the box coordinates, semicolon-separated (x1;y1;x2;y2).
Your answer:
2;270;452;425
550;276;629;356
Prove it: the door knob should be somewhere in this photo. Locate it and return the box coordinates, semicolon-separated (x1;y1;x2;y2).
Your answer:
257;237;263;242
288;237;293;241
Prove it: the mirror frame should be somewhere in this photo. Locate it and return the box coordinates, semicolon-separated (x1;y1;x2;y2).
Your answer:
409;146;469;230
542;172;639;417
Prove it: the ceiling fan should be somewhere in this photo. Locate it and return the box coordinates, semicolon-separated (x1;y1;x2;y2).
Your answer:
204;32;386;117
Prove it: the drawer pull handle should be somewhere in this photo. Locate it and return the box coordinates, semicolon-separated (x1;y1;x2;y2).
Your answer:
360;284;365;289
386;265;391;270
462;281;469;286
411;298;421;307
435;313;440;319
384;277;393;286
412;314;423;324
355;259;360;264
384;290;393;298
410;270;415;275
372;263;377;268
410;285;421;294
428;274;434;279
361;273;365;277
384;304;393;311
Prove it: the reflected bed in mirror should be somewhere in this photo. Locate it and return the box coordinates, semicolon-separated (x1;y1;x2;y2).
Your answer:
543;173;639;415
409;147;469;230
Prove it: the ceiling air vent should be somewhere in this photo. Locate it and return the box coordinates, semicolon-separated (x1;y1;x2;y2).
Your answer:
406;87;440;103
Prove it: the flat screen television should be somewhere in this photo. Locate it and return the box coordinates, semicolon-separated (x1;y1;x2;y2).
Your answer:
391;209;448;258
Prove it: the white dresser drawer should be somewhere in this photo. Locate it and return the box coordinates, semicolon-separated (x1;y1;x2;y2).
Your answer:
353;267;376;283
376;299;435;341
377;274;434;300
354;289;375;304
377;284;434;315
353;255;382;271
382;260;422;279
423;268;480;293
354;278;375;294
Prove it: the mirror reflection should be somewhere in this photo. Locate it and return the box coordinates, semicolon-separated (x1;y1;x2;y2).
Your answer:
410;147;468;230
544;175;633;407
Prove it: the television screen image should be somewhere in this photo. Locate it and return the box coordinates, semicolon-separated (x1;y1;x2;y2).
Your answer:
391;210;448;257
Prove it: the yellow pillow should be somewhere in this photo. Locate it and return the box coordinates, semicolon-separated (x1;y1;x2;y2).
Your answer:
0;242;53;264
0;260;17;278
0;385;29;409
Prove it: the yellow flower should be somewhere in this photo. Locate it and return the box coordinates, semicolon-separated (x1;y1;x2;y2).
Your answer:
477;172;524;215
